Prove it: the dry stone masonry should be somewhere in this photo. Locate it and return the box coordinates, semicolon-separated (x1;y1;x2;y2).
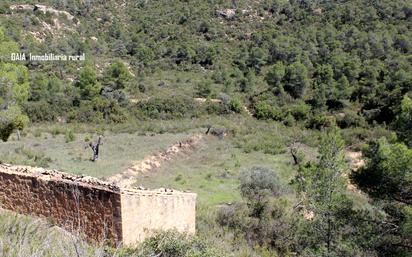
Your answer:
0;164;196;246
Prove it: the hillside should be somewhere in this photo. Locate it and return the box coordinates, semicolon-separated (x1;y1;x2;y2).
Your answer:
0;0;410;131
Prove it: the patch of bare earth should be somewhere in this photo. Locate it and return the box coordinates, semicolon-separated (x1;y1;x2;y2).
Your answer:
345;151;366;193
10;4;77;23
10;4;79;41
106;134;204;188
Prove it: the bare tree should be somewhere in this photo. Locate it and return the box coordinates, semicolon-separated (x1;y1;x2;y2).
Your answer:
290;143;300;165
87;136;103;162
290;135;304;166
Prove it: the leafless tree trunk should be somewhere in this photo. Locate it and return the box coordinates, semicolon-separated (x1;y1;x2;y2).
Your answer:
88;136;103;162
290;142;301;165
205;125;211;135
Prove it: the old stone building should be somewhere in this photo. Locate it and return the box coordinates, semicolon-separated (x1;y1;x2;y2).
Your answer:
0;164;196;245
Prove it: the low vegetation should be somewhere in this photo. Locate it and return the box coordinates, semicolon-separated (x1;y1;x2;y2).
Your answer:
0;210;225;257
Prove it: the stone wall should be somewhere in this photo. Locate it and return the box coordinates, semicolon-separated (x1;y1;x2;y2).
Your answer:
0;164;123;243
0;164;196;246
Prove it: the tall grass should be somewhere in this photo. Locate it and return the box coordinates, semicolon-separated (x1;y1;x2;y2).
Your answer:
0;209;229;257
0;209;115;257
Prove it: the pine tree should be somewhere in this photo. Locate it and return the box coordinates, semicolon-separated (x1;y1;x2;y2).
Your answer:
294;128;361;256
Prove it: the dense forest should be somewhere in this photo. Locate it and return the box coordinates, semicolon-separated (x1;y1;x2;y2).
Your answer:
0;0;411;256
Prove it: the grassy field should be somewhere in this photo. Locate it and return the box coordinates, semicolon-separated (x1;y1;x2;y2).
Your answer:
0;130;194;178
0;116;318;205
135;136;297;206
0;126;300;206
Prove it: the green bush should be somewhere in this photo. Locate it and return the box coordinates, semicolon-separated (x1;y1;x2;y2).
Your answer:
136;231;226;257
135;97;199;119
216;202;249;230
51;127;62;136
23;101;57;122
239;166;284;202
0;106;29;142
335;108;366;129
195;81;214;98
283;113;296;127
342;126;396;150
305;113;336;130
175;173;183;182
288;102;311;121
394;95;412;147
65;130;76;143
69;101;102;123
203;101;231;115
0;3;10;14
228;98;243;113
254;102;283;121
68;98;127;123
217;166;294;254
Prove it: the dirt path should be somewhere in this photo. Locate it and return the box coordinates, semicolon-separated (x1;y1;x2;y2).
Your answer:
106;134;204;188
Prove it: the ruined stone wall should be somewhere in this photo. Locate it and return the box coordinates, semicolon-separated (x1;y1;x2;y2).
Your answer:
0;164;123;244
0;164;197;246
121;188;197;245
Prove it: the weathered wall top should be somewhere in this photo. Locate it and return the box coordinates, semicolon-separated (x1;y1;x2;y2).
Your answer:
0;163;120;192
0;163;195;195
